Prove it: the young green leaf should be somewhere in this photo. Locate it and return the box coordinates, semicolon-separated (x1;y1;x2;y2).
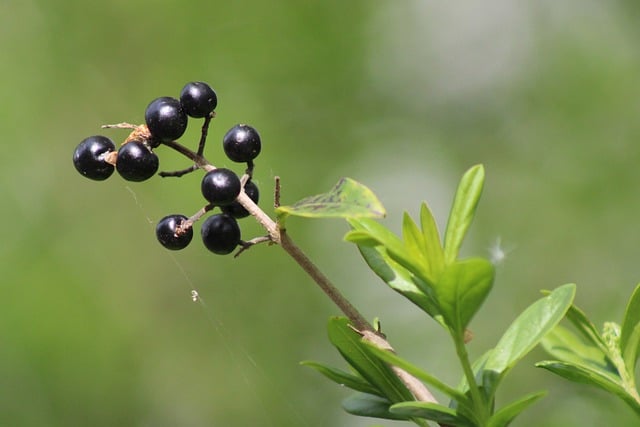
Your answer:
562;301;609;355
443;164;485;265
434;257;495;335
482;283;576;399
327;317;413;403
275;177;386;220
300;361;382;396
403;212;430;276
342;393;412;421
389;401;475;426
486;391;547;427
540;325;612;372
355;244;444;323
346;218;433;286
620;283;640;376
420;202;445;278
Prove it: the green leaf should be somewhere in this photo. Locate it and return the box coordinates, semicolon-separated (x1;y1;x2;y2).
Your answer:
355;244;443;323
540;325;612;373
435;257;495;335
487;391;547;427
275;177;386;220
342;393;410;420
562;301;609;355
362;341;468;403
390;401;475;426
346;218;432;285
327;317;413;403
443;164;485;265
536;360;640;415
300;360;382;396
402;212;430;276
482;283;576;399
620;283;640;376
420;202;445;278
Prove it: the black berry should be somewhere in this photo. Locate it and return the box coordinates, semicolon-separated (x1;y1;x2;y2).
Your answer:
156;214;193;250
222;124;261;163
73;135;116;181
179;82;217;118
116;140;159;182
144;96;188;142
201;168;241;206
200;214;241;255
221;180;260;218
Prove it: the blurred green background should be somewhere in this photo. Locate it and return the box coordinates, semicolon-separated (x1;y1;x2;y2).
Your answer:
2;1;640;426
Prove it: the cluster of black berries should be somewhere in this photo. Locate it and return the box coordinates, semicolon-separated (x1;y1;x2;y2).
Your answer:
72;81;262;255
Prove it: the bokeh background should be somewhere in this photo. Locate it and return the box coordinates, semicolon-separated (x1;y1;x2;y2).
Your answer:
2;0;640;426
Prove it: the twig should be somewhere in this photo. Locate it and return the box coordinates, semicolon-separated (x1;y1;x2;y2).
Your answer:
160;132;440;407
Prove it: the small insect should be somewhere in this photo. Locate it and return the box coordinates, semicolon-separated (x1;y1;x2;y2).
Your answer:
191;290;199;302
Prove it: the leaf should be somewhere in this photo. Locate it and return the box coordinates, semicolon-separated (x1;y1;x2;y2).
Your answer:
300;361;382;396
390;401;475;426
346;218;433;285
487;391;547;427
275;178;386;220
403;212;430;276
342;393;410;421
355;244;443;323
327;317;413;403
482;283;576;399
536;361;640;415
562;301;609;355
420;202;445;278
540;325;613;373
443;164;485;265
362;341;468;403
434;257;495;335
620;283;640;376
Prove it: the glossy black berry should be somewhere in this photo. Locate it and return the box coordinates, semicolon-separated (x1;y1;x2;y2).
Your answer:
116;140;159;182
201;214;241;255
221;180;260;218
73;135;116;181
201;168;241;206
156;214;193;250
179;82;217;118
144;96;188;142
222;124;261;163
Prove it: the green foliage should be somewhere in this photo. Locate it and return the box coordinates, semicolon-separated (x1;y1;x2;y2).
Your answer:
275;177;386;224
300;165;578;426
537;283;640;416
481;284;576;399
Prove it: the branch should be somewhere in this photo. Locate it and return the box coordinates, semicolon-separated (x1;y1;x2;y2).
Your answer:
161;135;440;407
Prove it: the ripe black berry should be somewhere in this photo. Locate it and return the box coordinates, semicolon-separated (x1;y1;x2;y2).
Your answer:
222;124;261;163
221;180;260;218
73;135;116;181
179;82;218;118
201;213;241;255
144;97;188;142
116;140;159;182
156;214;193;250
201;168;241;206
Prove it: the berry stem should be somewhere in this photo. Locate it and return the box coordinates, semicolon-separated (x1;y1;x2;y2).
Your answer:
279;228;370;331
196;113;214;156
